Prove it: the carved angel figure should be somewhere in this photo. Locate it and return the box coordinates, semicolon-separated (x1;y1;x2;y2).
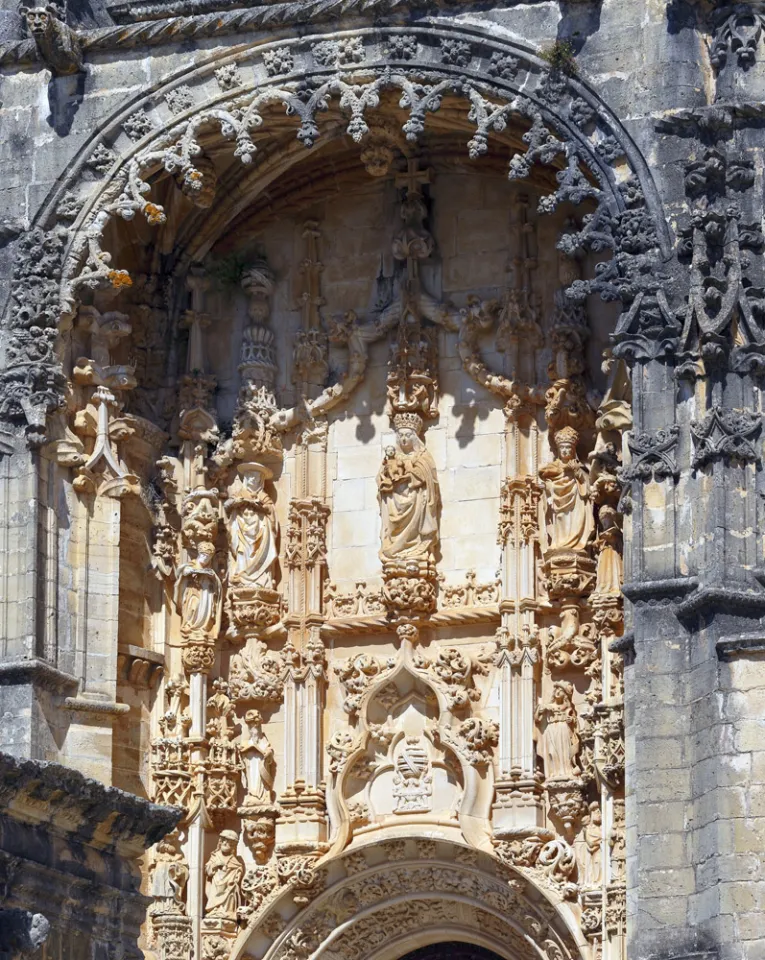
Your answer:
174;542;222;641
226;464;278;588
539;426;594;553
536;680;580;781
377;413;440;565
205;830;244;919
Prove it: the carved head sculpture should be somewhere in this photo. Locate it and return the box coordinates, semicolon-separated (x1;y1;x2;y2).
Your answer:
393;412;424;453
218;829;239;855
553;679;574;705
588;800;602;824
22;5;55;37
554;426;580;463
238;461;270;496
196;541;216;568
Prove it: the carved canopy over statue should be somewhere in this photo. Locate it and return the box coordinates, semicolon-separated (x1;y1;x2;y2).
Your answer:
377;412;440;567
539;427;595;554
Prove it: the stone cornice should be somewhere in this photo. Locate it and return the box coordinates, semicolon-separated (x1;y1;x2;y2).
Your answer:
0;751;181;856
0;0;577;68
0;657;79;694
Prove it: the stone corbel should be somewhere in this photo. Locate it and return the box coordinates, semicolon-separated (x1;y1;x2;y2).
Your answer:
118;643;165;688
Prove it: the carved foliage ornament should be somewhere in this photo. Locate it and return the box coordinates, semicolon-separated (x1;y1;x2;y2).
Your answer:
4;28;664;446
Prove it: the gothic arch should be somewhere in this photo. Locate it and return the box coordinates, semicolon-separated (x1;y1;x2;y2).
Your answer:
2;18;667;444
229;838;587;960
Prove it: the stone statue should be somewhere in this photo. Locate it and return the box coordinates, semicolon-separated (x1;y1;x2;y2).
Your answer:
593;505;623;598
377;412;440;565
174;542;222;641
238;709;276;806
536;680;580;781
204;830;244;919
583;801;603;887
539;426;594;553
226;464;278;589
151;836;189;912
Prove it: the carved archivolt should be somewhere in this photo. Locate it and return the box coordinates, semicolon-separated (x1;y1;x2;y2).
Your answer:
227;839;584;960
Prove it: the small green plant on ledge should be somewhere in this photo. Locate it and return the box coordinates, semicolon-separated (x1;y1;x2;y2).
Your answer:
540;39;578;76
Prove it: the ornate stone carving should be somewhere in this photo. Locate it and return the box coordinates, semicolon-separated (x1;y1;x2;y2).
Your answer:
690;406;761;468
334;653;395;715
229;642;284;703
175;534;221;647
677;148;765;379
540;427;595;554
225;464;281;640
582;801;603;888
392;737;433;812
623;426;680;482
22;4;82;75
412;645;491;709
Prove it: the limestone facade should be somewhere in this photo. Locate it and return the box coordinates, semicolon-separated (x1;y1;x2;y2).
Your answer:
1;2;765;960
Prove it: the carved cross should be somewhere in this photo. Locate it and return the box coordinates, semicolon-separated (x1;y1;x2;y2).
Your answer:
395;157;431;198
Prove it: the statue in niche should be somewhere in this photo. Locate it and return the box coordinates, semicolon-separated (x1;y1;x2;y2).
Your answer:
205;830;244;919
377;412;440;566
539;426;594;553
592;505;623;598
536;680;580;781
238;708;276;807
583;801;603;887
150;836;188;913
174;542;222;641
226;464;278;589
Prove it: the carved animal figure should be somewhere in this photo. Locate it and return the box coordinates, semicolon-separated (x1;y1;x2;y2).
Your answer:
22;5;83;75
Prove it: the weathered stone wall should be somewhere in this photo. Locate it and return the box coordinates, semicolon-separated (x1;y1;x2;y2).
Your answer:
0;751;180;960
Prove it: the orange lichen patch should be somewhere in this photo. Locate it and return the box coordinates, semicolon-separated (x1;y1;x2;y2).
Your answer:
144;203;166;225
108;269;133;289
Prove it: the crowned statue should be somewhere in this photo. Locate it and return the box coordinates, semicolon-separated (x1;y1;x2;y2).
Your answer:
377;412;440;566
226;463;278;589
539;426;595;554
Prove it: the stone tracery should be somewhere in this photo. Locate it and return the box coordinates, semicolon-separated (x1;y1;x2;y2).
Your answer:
0;21;641;960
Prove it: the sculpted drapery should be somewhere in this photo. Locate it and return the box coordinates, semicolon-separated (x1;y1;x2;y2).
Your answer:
226;464;278;589
205;831;244;919
174;543;222;640
536;681;581;781
539;426;594;553
377;413;440;566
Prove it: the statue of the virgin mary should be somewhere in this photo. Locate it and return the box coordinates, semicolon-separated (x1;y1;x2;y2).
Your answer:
377;412;440;566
